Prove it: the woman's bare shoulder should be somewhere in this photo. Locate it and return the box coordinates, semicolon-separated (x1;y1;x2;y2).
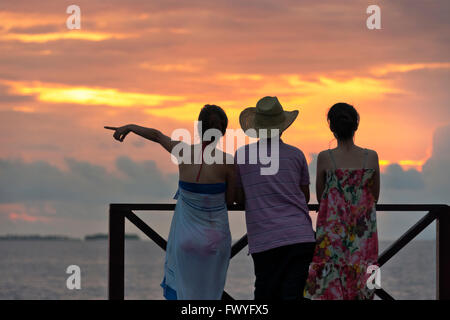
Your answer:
317;149;330;158
317;149;332;168
318;149;333;159
364;148;379;159
363;148;379;169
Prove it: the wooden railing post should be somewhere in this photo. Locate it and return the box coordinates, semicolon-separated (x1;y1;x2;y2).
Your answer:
108;205;125;300
437;205;450;300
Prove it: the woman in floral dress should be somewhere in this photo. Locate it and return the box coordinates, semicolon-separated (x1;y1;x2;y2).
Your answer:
304;103;380;300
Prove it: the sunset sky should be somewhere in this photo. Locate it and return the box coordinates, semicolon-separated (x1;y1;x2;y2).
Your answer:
0;0;449;239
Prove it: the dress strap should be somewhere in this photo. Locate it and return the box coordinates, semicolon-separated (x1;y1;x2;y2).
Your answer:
328;149;337;170
195;141;210;182
362;148;369;169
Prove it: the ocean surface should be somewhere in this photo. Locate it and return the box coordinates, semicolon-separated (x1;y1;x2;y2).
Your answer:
0;239;435;300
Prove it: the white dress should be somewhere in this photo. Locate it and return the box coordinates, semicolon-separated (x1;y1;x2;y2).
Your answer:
161;181;231;300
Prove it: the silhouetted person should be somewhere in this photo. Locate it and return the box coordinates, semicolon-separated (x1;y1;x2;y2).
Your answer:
304;102;380;300
105;105;234;300
234;96;315;300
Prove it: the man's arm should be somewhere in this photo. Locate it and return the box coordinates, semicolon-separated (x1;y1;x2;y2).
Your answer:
300;185;310;204
299;151;311;204
316;152;326;203
235;187;245;207
226;163;237;206
233;154;245;206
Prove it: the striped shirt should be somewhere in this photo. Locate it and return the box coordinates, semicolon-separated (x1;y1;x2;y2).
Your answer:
235;139;315;254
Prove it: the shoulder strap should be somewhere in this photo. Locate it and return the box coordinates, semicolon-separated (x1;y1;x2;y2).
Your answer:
195;141;211;182
362;148;369;169
196;143;205;182
328;149;337;170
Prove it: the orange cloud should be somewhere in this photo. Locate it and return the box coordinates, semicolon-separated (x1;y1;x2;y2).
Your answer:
9;212;51;223
0;31;134;43
398;160;426;167
371;63;450;76
379;159;426;172
12;106;35;113
154;74;399;133
1;203;53;223
0;11;60;30
140;62;204;73
144;101;243;122
216;73;264;81
5;81;185;108
209;73;400;101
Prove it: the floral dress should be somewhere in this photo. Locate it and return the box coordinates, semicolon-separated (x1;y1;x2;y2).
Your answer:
304;149;378;300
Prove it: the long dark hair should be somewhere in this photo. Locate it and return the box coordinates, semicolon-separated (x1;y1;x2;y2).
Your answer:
327;102;359;140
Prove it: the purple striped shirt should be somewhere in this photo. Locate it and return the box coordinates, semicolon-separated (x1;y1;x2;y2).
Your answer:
235;139;315;254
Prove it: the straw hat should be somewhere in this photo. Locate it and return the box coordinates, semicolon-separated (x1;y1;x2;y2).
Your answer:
239;96;299;138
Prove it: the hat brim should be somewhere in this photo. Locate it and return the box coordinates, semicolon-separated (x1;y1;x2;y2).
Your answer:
239;108;299;138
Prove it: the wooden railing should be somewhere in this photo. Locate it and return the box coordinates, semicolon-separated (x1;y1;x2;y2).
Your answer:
108;203;450;300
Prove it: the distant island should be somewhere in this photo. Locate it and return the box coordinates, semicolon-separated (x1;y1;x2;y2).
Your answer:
0;233;140;241
84;233;140;241
0;234;292;242
0;234;79;241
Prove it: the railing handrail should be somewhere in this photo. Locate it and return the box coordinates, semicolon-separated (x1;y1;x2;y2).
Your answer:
110;203;449;211
108;203;450;300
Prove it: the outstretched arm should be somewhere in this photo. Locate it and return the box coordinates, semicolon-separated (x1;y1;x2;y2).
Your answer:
104;124;179;153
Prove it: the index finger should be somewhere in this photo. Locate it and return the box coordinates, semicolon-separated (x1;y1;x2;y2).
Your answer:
104;126;118;130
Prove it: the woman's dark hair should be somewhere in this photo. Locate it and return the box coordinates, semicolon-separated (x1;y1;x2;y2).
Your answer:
198;104;228;141
327;103;360;140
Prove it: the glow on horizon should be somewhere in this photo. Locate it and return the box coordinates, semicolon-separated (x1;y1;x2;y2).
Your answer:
7;81;185;108
1;78;429;172
379;159;426;172
0;31;134;43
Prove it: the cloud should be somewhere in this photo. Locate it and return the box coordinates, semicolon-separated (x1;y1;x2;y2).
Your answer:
4;80;185;108
1;0;449;86
9;212;50;223
366;125;450;239
0;31;135;43
0;156;177;207
0;155;178;237
8;24;61;34
140;62;203;73
371;63;450;76
0;83;33;103
422;124;450;201
378;124;450;204
382;164;425;190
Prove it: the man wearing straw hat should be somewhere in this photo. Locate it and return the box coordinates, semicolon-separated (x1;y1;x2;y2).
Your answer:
235;96;316;300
